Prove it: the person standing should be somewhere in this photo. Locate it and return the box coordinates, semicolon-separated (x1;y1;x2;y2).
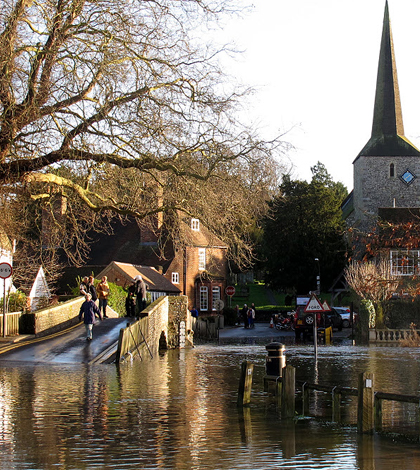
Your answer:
241;304;248;328
97;276;110;319
79;293;102;341
125;281;136;317
79;276;89;296
190;306;199;318
88;276;98;302
134;275;148;316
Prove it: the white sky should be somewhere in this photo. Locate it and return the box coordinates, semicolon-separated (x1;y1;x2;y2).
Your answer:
216;0;420;191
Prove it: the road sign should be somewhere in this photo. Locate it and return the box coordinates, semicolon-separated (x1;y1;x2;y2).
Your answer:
304;293;324;312
0;262;12;279
322;300;331;312
214;299;224;312
225;286;235;296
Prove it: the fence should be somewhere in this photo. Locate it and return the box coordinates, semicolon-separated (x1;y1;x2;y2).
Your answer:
193;316;224;341
293;371;420;435
0;311;22;336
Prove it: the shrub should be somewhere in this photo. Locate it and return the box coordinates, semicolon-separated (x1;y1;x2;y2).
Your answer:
0;290;27;312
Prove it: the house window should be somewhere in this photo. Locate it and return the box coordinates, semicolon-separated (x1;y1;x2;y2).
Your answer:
212;286;221;310
200;286;208;311
198;248;206;271
390;250;420;276
191;218;200;231
172;272;179;284
390;163;395;177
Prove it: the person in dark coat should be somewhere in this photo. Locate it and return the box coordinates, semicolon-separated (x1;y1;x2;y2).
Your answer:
125;282;136;317
79;293;102;341
88;276;98;302
134;275;148;316
241;304;248;328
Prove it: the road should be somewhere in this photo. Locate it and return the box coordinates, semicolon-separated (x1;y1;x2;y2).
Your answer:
0;317;130;364
219;322;353;343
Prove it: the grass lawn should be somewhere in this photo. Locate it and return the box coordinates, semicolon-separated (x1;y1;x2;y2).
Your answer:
231;282;288;311
229;282;335;311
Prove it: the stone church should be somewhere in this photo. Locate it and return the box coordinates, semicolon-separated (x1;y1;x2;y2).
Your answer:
344;1;420;233
343;1;420;276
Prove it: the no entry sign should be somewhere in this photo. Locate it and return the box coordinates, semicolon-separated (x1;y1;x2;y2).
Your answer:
225;286;235;296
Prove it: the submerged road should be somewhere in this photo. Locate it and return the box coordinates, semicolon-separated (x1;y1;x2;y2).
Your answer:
0;318;130;364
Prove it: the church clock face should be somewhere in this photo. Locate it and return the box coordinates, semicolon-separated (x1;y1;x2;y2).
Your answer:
400;169;416;186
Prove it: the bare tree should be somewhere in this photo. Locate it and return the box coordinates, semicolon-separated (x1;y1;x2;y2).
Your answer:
0;0;288;282
344;259;400;328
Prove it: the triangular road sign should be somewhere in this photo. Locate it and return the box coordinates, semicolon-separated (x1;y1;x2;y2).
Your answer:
322;300;331;312
304;293;324;312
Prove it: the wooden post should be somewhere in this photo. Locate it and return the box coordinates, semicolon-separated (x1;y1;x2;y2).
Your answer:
281;365;295;418
237;361;254;407
358;372;375;434
374;394;382;431
332;386;341;422
302;382;309;415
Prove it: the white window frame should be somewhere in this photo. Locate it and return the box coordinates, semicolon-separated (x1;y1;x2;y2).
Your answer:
200;286;208;311
390;250;420;276
171;272;179;284
198;248;206;271
191;218;200;231
212;286;221;310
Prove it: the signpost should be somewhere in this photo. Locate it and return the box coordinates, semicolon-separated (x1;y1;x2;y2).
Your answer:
0;262;12;338
225;286;235;307
304;293;325;358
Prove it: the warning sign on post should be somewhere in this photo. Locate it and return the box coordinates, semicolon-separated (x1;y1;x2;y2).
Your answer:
303;293;324;312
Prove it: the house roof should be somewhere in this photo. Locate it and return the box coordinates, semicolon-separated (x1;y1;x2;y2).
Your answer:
97;261;181;294
355;1;420;161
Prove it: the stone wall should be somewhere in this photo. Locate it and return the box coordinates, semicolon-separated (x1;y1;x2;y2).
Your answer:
353;155;420;230
21;297;84;337
116;295;191;361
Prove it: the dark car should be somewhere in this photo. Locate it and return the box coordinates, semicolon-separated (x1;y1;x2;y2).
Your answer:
324;309;343;331
294;305;322;339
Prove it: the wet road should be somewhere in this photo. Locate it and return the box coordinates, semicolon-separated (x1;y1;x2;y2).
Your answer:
0;317;130;364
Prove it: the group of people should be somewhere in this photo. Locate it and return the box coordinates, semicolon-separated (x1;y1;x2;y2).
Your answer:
79;275;110;341
236;303;256;329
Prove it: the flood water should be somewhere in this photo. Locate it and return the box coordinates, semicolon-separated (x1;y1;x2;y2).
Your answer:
1;342;420;469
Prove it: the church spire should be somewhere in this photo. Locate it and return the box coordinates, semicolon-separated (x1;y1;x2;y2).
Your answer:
371;0;403;137
356;1;420;158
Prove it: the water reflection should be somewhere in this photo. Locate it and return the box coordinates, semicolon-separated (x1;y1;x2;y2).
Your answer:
1;345;420;468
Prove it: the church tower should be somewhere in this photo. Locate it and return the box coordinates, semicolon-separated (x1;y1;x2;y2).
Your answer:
351;1;420;231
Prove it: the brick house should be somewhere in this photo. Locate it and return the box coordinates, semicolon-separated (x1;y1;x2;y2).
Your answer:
84;216;229;315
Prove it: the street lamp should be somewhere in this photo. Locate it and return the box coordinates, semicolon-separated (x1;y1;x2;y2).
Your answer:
314;258;320;295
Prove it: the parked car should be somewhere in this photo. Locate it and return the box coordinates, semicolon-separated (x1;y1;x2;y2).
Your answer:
332;307;358;328
324;309;343;331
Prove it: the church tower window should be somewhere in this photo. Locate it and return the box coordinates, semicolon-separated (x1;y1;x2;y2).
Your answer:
389;163;395;178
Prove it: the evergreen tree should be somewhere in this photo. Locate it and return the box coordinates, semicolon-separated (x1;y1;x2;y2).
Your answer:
261;163;348;293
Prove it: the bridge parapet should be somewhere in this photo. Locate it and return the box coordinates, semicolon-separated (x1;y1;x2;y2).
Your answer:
116;295;191;362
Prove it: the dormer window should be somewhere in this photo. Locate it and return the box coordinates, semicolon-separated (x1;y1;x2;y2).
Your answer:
191;218;200;231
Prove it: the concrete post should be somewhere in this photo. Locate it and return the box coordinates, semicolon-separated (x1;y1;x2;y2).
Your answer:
358;372;375;434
